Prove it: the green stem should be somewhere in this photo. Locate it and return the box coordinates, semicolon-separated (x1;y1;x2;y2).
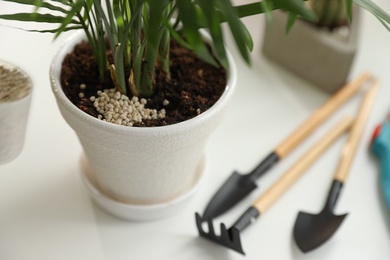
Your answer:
130;0;143;96
158;6;172;80
76;4;107;83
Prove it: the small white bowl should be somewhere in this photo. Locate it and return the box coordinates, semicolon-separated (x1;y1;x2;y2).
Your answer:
79;154;208;221
0;60;33;165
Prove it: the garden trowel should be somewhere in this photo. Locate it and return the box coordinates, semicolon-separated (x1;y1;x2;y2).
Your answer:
201;72;371;220
294;78;378;252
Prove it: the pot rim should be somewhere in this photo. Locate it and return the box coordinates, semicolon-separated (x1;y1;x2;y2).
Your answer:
50;30;237;136
0;60;33;103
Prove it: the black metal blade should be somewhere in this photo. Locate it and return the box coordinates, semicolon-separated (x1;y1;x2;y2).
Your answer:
202;152;279;219
202;171;257;220
293;210;348;253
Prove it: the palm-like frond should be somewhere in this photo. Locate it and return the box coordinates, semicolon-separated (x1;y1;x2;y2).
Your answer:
0;0;389;98
354;0;390;30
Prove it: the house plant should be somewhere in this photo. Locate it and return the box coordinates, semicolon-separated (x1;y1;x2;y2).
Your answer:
0;0;388;220
0;60;33;165
262;0;390;93
0;0;320;221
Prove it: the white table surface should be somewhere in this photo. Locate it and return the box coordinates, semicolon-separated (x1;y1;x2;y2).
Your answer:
1;1;390;259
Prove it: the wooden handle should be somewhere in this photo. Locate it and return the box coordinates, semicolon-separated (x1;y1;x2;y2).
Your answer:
275;72;371;158
334;80;379;182
254;116;353;213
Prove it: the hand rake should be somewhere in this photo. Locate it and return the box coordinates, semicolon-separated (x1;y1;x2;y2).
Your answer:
196;116;353;254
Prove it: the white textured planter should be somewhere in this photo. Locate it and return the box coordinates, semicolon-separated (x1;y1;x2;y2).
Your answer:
262;9;360;93
50;31;236;221
0;61;33;165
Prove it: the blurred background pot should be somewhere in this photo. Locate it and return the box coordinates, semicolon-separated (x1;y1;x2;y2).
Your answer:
0;60;33;165
262;8;361;93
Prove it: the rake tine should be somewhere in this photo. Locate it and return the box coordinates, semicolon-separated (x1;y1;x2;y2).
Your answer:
220;223;229;238
208;217;216;236
195;213;208;236
195;212;215;237
221;224;244;254
195;213;245;255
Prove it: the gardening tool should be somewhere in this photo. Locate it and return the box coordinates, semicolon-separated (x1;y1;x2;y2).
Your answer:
201;72;371;220
196;116;354;255
371;113;390;211
293;79;379;253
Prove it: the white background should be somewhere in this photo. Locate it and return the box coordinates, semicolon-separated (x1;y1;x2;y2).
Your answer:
1;0;390;259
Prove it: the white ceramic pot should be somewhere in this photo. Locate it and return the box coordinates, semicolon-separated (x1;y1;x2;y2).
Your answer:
50;31;237;221
0;61;33;165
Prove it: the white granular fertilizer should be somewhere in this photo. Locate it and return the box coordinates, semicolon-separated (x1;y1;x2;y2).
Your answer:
88;88;166;126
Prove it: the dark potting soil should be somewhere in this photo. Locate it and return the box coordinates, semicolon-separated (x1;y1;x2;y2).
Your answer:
60;40;227;127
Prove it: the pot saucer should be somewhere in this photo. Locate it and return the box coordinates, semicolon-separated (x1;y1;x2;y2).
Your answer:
79;154;207;221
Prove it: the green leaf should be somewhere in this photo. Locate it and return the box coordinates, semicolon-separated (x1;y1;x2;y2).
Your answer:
234;2;267;17
94;0;117;51
0;0;36;5
1;25;82;34
0;13;70;23
157;7;171;76
196;0;228;68
353;0;390;30
146;0;169;51
114;2;146;93
105;0;118;37
261;0;274;23
163;20;195;50
132;40;147;95
217;0;252;65
345;0;353;20
113;0;146;94
285;12;297;34
176;0;218;66
274;0;317;21
138;0;172;96
82;0;94;22
113;0;125;35
54;0;85;38
113;43;127;93
0;0;69;13
233;0;315;22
